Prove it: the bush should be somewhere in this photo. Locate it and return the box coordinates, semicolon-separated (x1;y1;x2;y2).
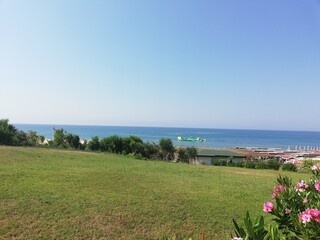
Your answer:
244;160;256;169
212;159;220;166
234;160;244;168
232;163;320;239
266;160;281;170
281;163;297;172
88;136;100;151
256;160;268;169
219;159;227;166
298;159;317;173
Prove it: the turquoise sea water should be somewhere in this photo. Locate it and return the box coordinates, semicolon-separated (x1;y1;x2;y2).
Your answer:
14;124;320;149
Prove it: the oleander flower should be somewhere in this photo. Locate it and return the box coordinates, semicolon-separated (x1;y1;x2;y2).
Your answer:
231;238;243;240
303;198;308;203
299;208;320;224
299;209;312;224
263;202;274;213
296;180;309;192
311;164;320;171
310;208;320;222
272;184;286;199
285;208;291;214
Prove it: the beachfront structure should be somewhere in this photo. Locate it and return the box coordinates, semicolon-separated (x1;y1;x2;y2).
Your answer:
193;149;246;165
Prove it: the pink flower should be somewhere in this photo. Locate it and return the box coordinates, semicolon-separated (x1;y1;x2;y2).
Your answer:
310;208;320;222
311;164;320;171
314;181;320;192
272;184;286;199
299;209;312;224
296;180;309;192
303;198;308;203
285;208;291;214
299;208;320;223
231;238;243;240
263;202;274;213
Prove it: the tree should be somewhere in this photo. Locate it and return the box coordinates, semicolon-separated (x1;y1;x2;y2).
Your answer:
186;147;197;162
65;133;80;149
87;136;100;151
53;128;66;147
27;130;38;146
100;135;123;153
0;119;18;145
159;138;175;160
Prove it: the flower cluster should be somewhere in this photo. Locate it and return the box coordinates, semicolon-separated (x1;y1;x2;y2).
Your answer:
232;164;320;239
271;184;286;199
311;164;320;171
263;202;274;213
295;180;309;192
299;208;320;224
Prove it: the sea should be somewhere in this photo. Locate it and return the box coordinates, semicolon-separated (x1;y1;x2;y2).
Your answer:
13;124;320;150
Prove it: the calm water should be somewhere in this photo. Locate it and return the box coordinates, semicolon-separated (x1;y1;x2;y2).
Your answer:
14;124;320;149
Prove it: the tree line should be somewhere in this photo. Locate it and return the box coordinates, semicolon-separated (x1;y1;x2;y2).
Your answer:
0;119;196;163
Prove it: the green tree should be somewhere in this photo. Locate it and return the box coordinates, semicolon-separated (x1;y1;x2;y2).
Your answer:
186;147;197;161
159;138;175;160
88;136;100;151
27;130;38;146
0;119;18;145
53;128;66;147
100;135;123;153
65;133;80;149
142;142;158;159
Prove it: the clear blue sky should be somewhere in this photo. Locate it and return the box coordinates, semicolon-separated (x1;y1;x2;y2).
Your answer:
1;0;320;131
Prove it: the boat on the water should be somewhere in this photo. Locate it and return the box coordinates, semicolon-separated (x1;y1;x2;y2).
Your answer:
177;136;206;142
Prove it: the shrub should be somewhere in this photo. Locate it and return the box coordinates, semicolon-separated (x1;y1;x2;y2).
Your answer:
88;136;100;151
212;159;220;166
256;160;268;169
266;160;281;170
232;163;320;239
244;160;256;169
219;159;227;166
235;160;244;168
298;159;317;173
281;163;297;172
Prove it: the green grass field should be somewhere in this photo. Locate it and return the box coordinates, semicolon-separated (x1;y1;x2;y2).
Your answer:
0;146;309;239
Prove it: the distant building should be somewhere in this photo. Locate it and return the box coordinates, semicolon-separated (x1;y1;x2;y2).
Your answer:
193;149;246;165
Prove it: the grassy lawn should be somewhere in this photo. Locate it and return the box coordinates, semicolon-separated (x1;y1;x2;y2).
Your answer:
0;146;309;239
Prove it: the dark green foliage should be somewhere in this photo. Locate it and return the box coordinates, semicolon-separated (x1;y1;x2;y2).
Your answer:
0;119;18;145
186;147;197;161
159;138;175;160
212;159;220;166
100;135;123;153
88;136;100;151
219;159;227;166
235;160;244;168
232;211;268;240
177;148;188;163
53;128;66;147
267;160;281;170
256;160;268;169
281;163;297;172
244;160;256;169
16;130;28;146
27;131;39;146
65;133;80;149
142;142;158;159
122;136;144;155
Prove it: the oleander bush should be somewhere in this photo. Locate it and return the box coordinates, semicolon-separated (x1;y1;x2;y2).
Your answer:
232;164;320;240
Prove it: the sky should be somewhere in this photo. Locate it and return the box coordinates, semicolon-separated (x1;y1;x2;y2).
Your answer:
0;0;320;131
